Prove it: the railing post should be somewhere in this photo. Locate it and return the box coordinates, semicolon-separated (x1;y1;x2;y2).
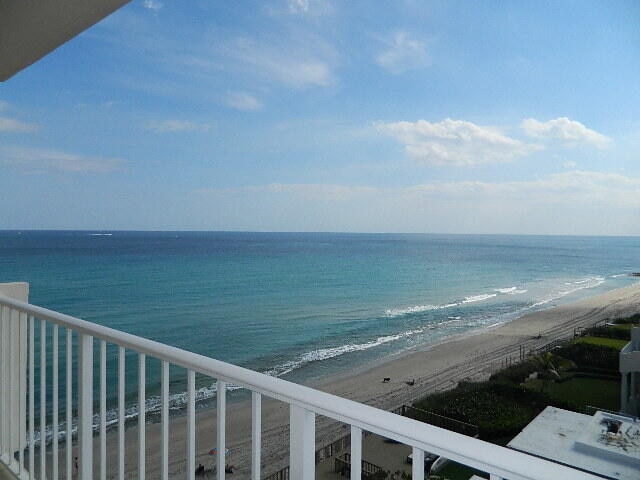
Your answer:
411;447;424;480
251;392;261;480
78;333;94;480
216;380;226;480
289;405;315;480
138;353;146;480
350;426;362;480
161;361;169;480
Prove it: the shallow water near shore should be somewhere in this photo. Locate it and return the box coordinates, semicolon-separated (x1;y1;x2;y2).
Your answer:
1;230;638;434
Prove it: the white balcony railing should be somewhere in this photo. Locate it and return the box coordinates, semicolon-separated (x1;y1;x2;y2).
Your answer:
0;292;601;480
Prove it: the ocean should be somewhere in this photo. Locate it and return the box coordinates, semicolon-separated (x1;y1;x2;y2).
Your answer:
1;231;638;433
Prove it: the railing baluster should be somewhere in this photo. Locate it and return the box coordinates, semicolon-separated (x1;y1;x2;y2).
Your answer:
138;353;146;480
40;320;47;480
53;324;59;480
161;361;169;480
9;308;17;471
100;340;106;480
78;333;93;480
350;426;362;480
29;316;35;478
66;329;72;480
289;405;315;480
19;312;27;476
412;447;424;480
217;380;226;480
118;347;125;480
251;392;261;480
187;370;195;480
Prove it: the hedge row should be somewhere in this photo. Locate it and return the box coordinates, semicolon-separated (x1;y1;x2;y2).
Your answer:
413;382;571;441
554;343;619;371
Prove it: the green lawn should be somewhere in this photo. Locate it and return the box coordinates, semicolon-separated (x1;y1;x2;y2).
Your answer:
524;377;620;411
574;336;628;350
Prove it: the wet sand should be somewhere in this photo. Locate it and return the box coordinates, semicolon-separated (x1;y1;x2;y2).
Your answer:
56;283;640;479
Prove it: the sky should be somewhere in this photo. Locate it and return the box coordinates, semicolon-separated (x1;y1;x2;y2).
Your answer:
1;0;640;235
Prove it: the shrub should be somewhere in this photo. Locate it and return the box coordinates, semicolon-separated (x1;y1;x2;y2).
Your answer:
554;343;619;371
489;360;538;384
614;313;640;325
586;325;631;340
414;382;571;441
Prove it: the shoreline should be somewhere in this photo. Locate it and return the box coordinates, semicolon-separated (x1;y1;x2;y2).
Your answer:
55;282;640;479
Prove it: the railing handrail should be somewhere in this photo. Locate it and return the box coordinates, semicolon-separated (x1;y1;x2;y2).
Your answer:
0;294;601;480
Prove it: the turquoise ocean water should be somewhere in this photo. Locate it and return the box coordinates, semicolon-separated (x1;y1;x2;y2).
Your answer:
1;231;638;434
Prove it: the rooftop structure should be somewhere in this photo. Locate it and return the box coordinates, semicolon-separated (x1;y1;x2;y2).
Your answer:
620;327;640;416
508;406;640;480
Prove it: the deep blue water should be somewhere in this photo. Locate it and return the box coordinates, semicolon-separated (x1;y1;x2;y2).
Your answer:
1;231;638;430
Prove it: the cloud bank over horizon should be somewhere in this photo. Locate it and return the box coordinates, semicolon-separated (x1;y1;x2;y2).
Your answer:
1;1;638;234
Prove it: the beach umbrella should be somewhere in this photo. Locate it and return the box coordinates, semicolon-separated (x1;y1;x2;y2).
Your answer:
208;447;230;456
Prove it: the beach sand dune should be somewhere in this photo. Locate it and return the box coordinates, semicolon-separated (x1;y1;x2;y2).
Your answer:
50;283;640;479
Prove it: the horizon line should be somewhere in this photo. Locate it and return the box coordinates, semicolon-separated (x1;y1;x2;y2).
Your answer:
1;229;639;239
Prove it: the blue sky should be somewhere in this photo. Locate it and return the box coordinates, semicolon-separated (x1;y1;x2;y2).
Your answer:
1;0;639;234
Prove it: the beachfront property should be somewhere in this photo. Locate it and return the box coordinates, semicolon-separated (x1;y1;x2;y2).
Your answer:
0;281;625;480
1;2;639;480
620;328;640;416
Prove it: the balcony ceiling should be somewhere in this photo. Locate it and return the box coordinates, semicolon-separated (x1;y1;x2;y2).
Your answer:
0;0;131;81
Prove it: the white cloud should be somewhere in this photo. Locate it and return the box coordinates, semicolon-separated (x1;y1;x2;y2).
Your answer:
522;117;611;149
377;118;540;166
143;0;162;12
0;117;38;133
0;146;123;174
224;91;263;111
563;160;577;168
376;31;430;74
287;0;309;14
145;120;212;133
216;35;336;89
195;171;640;234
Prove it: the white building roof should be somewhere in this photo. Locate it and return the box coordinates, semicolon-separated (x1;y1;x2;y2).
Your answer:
508;406;640;480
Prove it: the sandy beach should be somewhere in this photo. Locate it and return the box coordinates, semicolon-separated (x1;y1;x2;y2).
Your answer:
56;282;640;479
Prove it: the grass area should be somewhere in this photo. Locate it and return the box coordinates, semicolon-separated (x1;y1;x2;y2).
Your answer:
524;377;620;411
574;336;628;350
608;323;637;331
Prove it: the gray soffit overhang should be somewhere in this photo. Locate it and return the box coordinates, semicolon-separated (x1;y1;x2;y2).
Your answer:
0;0;131;81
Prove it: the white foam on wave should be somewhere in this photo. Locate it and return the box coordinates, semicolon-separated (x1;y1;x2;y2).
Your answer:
495;287;517;294
89;233;113;236
530;276;605;308
494;287;527;295
462;293;497;304
386;287;527;318
264;328;425;378
385;303;457;317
